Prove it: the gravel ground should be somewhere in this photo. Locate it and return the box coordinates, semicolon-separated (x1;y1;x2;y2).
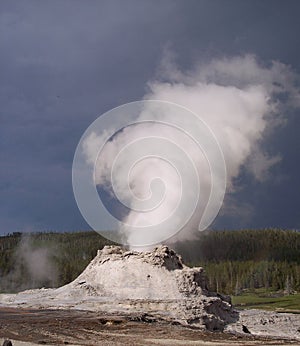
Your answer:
0;308;299;346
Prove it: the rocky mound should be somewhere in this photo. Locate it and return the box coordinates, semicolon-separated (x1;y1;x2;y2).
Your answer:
55;245;238;330
0;245;238;331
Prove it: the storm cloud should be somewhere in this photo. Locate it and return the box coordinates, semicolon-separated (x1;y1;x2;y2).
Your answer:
1;0;300;234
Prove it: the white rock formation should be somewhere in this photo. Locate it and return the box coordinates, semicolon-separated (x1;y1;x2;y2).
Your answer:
0;245;237;331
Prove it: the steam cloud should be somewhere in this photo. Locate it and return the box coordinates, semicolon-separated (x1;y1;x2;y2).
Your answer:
150;53;299;184
17;235;58;286
0;235;57;291
81;54;300;248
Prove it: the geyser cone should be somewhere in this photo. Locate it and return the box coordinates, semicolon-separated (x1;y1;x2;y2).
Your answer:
0;245;238;331
1;246;300;340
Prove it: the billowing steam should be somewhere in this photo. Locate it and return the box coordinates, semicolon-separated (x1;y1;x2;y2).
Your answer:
149;53;299;186
75;54;300;249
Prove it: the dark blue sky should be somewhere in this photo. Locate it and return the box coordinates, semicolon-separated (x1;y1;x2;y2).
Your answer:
1;0;300;234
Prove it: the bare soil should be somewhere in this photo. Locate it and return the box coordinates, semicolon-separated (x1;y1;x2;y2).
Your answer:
0;308;298;346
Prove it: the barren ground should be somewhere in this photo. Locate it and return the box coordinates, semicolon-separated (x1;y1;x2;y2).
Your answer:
0;308;298;346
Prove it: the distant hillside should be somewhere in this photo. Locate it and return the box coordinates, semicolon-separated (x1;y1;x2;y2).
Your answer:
174;228;300;263
174;229;300;294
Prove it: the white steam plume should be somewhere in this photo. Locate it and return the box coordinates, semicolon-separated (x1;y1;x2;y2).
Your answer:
79;54;299;248
149;54;299;186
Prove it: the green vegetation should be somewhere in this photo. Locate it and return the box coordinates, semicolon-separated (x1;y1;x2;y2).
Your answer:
192;260;300;295
0;228;300;313
232;289;300;312
175;228;300;263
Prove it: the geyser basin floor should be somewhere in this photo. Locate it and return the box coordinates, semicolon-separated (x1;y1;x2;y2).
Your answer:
0;307;298;346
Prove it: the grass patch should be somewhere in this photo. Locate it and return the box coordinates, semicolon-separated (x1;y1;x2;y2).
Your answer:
232;290;300;313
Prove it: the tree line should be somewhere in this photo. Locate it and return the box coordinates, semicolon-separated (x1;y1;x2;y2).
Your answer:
174;228;300;294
